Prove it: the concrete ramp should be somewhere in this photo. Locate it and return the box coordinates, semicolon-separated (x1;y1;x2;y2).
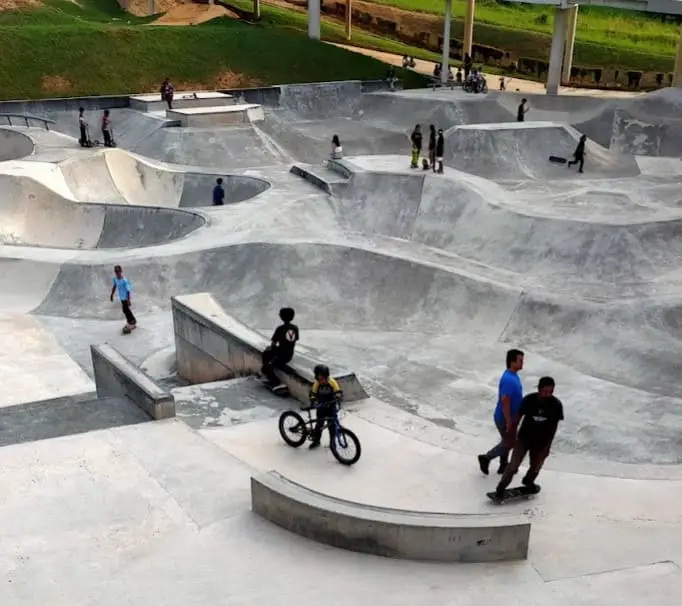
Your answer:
444;122;639;180
0;127;34;160
0;173;205;249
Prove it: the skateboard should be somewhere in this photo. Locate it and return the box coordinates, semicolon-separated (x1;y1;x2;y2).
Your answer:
549;155;567;164
260;377;289;397
486;484;541;504
122;324;136;335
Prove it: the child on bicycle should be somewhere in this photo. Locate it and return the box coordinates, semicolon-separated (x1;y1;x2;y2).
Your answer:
307;364;343;449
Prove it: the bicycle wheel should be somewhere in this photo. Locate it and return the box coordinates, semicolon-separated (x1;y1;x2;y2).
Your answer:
278;411;308;447
330;427;362;465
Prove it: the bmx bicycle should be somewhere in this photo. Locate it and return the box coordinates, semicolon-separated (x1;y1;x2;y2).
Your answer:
278;402;362;466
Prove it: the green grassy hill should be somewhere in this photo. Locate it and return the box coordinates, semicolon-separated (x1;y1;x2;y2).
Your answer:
0;0;427;100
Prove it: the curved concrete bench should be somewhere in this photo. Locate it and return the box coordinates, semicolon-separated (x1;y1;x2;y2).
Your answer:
171;293;367;404
251;471;531;562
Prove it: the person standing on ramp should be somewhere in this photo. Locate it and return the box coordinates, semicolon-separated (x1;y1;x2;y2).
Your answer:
493;376;564;501
110;265;137;332
410;124;422;169
428;125;437;171
78;107;89;147
435;128;444;174
567;134;587;173
517;98;528;122
213;178;225;206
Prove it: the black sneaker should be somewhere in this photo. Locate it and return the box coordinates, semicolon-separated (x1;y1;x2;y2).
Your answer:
521;477;540;493
309;441;320;450
477;455;490;475
497;460;508;475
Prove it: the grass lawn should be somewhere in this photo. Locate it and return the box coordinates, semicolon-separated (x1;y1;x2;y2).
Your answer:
365;0;678;67
0;0;428;100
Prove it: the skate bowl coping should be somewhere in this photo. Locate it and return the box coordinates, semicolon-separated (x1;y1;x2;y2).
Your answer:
91;344;175;420
251;471;531;562
171;292;368;404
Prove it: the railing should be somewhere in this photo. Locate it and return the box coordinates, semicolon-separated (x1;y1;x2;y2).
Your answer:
0;113;55;130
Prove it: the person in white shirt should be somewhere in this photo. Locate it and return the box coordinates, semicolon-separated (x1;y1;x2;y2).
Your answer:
331;135;343;160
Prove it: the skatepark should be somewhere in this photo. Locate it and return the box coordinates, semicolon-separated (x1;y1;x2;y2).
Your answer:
1;80;682;603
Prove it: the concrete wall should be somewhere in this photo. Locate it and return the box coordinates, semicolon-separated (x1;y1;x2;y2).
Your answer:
252;471;531;562
172;292;368;404
91;344;175;420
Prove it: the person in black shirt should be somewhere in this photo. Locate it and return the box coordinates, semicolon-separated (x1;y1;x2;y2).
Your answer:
517;98;528;122
567;134;587;173
261;307;299;388
427;125;437;171
494;376;564;500
410;124;422;169
435;129;444;174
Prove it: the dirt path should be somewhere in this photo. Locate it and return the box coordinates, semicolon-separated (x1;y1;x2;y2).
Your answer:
151;2;238;24
329;43;641;98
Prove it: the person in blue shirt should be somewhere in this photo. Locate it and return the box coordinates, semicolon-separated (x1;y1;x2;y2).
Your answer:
478;348;524;475
212;178;225;206
110;265;137;330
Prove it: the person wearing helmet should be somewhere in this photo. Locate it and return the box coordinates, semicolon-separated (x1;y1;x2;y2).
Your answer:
261;307;299;389
308;364;343;449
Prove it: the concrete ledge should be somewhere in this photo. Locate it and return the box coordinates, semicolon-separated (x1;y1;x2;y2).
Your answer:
91;344;175;420
129;91;236;112
172;292;368;404
251;471;531;562
166;104;264;127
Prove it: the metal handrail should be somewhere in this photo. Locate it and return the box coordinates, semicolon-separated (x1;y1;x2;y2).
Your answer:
0;113;56;130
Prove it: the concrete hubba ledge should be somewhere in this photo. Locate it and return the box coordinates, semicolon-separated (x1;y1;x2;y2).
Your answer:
91;344;175;420
129;91;237;112
251;471;531;562
171;292;368;404
166;104;265;127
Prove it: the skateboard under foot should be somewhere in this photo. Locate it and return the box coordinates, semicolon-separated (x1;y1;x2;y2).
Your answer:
487;484;541;504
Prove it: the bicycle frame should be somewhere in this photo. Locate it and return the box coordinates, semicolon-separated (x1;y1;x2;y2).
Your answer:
301;402;342;441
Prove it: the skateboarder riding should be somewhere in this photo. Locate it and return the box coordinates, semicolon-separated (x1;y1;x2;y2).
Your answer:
493;376;564;501
261;307;299;389
110;265;136;331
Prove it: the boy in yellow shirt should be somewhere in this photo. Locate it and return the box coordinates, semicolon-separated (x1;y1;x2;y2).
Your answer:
308;364;343;449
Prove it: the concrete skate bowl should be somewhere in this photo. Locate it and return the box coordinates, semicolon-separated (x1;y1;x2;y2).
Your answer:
0;128;34;161
258;82;509;163
443;123;640;181
58;149;269;207
0;174;205;249
30;241;682;464
331;169;682;282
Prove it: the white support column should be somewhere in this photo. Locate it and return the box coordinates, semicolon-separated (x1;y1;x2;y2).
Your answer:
547;7;569;95
441;0;452;85
562;5;578;83
148;0;154;15
308;0;320;40
674;23;682;87
463;0;475;56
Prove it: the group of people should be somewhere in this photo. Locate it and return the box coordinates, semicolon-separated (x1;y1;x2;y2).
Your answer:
261;307;341;448
477;349;564;502
410;124;445;173
78;107;115;148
